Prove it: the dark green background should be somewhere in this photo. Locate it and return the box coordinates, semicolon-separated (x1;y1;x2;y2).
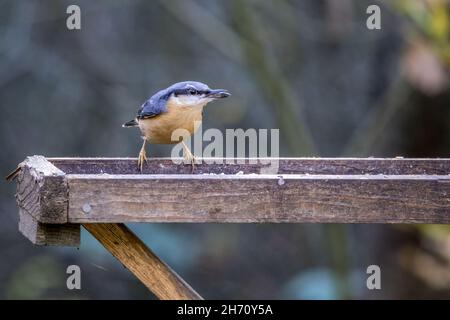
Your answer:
1;0;449;299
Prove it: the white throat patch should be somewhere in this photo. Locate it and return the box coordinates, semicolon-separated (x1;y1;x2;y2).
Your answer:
169;94;213;107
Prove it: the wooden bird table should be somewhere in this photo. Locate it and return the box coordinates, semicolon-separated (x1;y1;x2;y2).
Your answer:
7;155;450;299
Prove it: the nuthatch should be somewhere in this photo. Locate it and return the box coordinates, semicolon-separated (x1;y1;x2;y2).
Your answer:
123;81;230;171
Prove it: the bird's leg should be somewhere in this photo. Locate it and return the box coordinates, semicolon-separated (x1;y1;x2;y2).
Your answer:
138;138;148;172
181;140;196;172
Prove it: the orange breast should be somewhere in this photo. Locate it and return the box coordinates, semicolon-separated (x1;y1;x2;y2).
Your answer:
138;102;204;144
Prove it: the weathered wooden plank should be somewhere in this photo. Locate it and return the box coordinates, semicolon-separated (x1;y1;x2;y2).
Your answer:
68;174;450;224
83;223;202;300
49;157;450;175
19;208;80;246
10;156;79;246
15;156;68;223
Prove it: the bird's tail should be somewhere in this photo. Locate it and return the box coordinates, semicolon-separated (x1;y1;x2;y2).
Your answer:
122;119;138;128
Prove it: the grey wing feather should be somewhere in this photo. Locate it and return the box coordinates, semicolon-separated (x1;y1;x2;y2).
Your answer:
137;90;170;119
137;100;160;119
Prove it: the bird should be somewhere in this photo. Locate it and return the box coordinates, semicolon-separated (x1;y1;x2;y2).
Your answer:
123;81;230;171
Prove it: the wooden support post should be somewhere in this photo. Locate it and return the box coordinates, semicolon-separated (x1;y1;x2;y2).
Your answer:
83;223;202;300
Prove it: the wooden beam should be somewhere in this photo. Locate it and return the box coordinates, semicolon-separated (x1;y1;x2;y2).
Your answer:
19;208;80;246
67;174;449;224
49;157;450;175
9;157;450;226
82;223;202;300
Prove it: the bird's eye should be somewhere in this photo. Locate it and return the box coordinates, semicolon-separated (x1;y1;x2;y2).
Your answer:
188;88;197;95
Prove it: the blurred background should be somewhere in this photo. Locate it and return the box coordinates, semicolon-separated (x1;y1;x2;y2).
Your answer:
1;0;450;299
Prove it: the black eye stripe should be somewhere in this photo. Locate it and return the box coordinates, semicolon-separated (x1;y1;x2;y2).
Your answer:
172;88;208;96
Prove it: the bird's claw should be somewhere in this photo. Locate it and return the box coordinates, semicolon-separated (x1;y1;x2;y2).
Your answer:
181;141;197;173
138;149;147;172
183;152;196;173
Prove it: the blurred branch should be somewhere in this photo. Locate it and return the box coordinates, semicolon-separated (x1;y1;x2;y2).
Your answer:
156;0;243;64
342;74;412;156
231;0;316;155
344;1;450;156
326;224;351;299
325;0;353;42
158;0;316;154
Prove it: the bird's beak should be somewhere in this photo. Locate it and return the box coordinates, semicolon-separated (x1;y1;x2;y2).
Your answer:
206;89;231;99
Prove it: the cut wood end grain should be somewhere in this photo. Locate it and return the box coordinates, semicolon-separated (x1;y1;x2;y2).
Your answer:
10;156;75;245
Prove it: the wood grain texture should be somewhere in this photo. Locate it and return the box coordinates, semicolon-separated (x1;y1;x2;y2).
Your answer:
49;157;450;175
83;223;202;300
16;156;68;223
68;174;450;224
19;208;80;246
11;157;450;225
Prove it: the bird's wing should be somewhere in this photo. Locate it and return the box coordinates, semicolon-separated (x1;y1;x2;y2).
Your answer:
137;92;169;119
137;100;161;119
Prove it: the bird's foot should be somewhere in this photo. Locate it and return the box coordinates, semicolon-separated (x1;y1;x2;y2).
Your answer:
137;149;148;172
183;151;197;173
